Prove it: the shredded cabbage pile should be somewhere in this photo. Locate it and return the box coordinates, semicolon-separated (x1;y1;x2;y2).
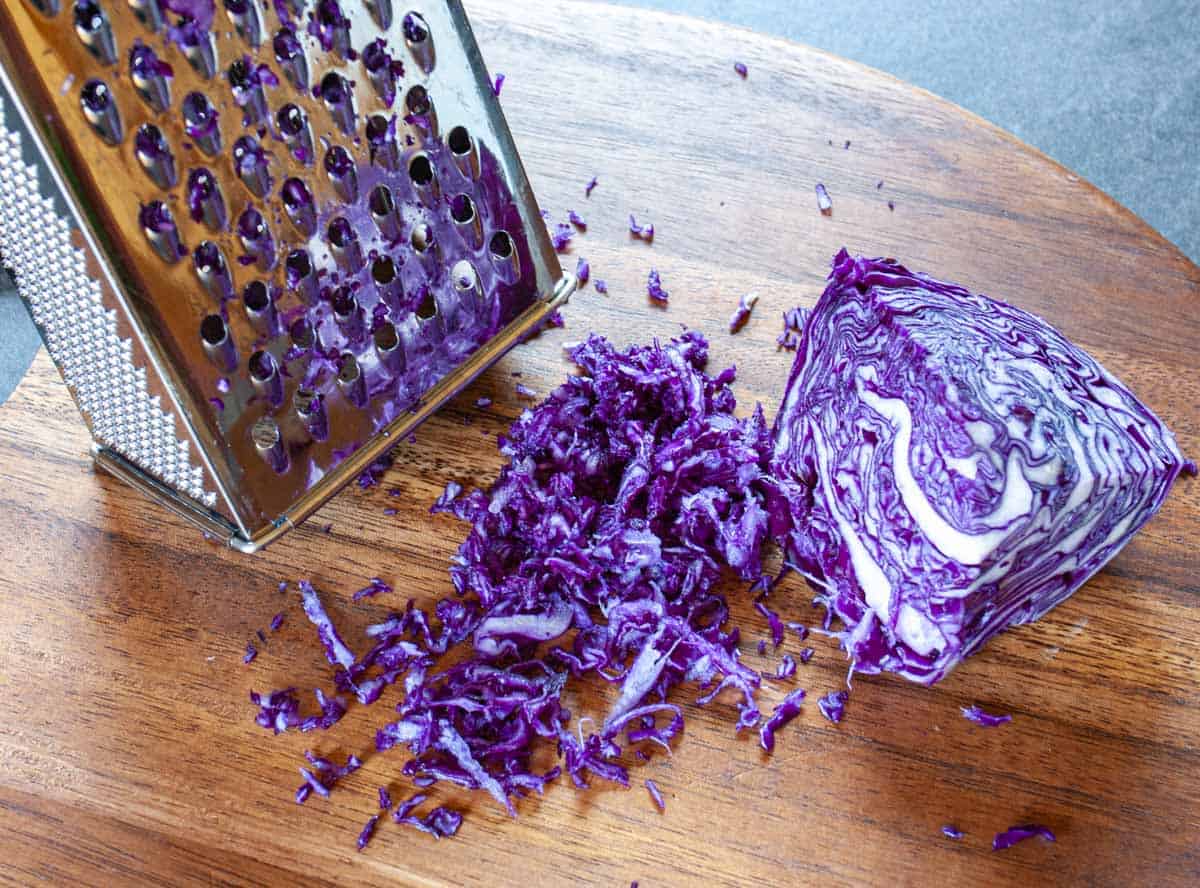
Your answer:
377;331;772;801
258;332;780;824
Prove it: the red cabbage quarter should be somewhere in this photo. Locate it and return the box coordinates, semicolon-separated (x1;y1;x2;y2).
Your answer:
992;824;1056;851
769;252;1188;684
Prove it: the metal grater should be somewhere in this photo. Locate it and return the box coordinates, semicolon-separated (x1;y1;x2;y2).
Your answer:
0;0;572;552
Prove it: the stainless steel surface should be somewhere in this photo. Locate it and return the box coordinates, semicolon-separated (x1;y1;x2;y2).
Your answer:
0;0;571;551
0;96;218;510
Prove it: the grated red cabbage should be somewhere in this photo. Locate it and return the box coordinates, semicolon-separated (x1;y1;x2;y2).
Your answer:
295;750;362;804
992;824;1055;851
961;705;1012;727
817;690;848;724
551;223;574;253
299;581;357;670
357;815;379;851
754;600;785;648
729;293;758;334
406;806;463;838
368;332;772;815
775;654;797;679
815;184;832;215
645;779;665;811
352;578;393;602
777;306;809;351
760;688;805;753
431;481;463;513
647;270;669;303
629;216;655;241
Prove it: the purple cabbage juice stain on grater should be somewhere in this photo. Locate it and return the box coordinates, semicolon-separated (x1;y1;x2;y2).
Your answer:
0;1;574;552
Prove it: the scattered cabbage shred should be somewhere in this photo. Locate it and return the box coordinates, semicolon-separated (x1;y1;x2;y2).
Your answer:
961;704;1012;727
768;251;1188;684
992;824;1056;851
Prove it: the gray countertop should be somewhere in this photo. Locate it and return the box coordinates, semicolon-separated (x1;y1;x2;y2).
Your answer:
1;0;1196;405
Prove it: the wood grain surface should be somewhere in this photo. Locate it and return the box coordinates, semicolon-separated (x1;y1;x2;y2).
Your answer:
1;1;1197;885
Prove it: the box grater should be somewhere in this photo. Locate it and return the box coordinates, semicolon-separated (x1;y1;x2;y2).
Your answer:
0;0;572;552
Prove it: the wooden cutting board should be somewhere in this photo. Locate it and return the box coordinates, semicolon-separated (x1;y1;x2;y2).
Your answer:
0;1;1196;885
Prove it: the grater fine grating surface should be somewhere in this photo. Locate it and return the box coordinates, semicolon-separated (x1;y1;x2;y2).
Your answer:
0;1;571;551
0;98;216;506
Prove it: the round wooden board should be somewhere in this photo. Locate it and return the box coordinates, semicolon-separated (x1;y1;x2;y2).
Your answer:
0;1;1196;885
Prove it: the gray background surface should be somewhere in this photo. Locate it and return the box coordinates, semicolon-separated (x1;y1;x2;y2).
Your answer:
1;0;1196;405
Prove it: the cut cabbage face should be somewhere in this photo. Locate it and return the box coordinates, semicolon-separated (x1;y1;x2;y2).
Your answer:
769;250;1188;684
